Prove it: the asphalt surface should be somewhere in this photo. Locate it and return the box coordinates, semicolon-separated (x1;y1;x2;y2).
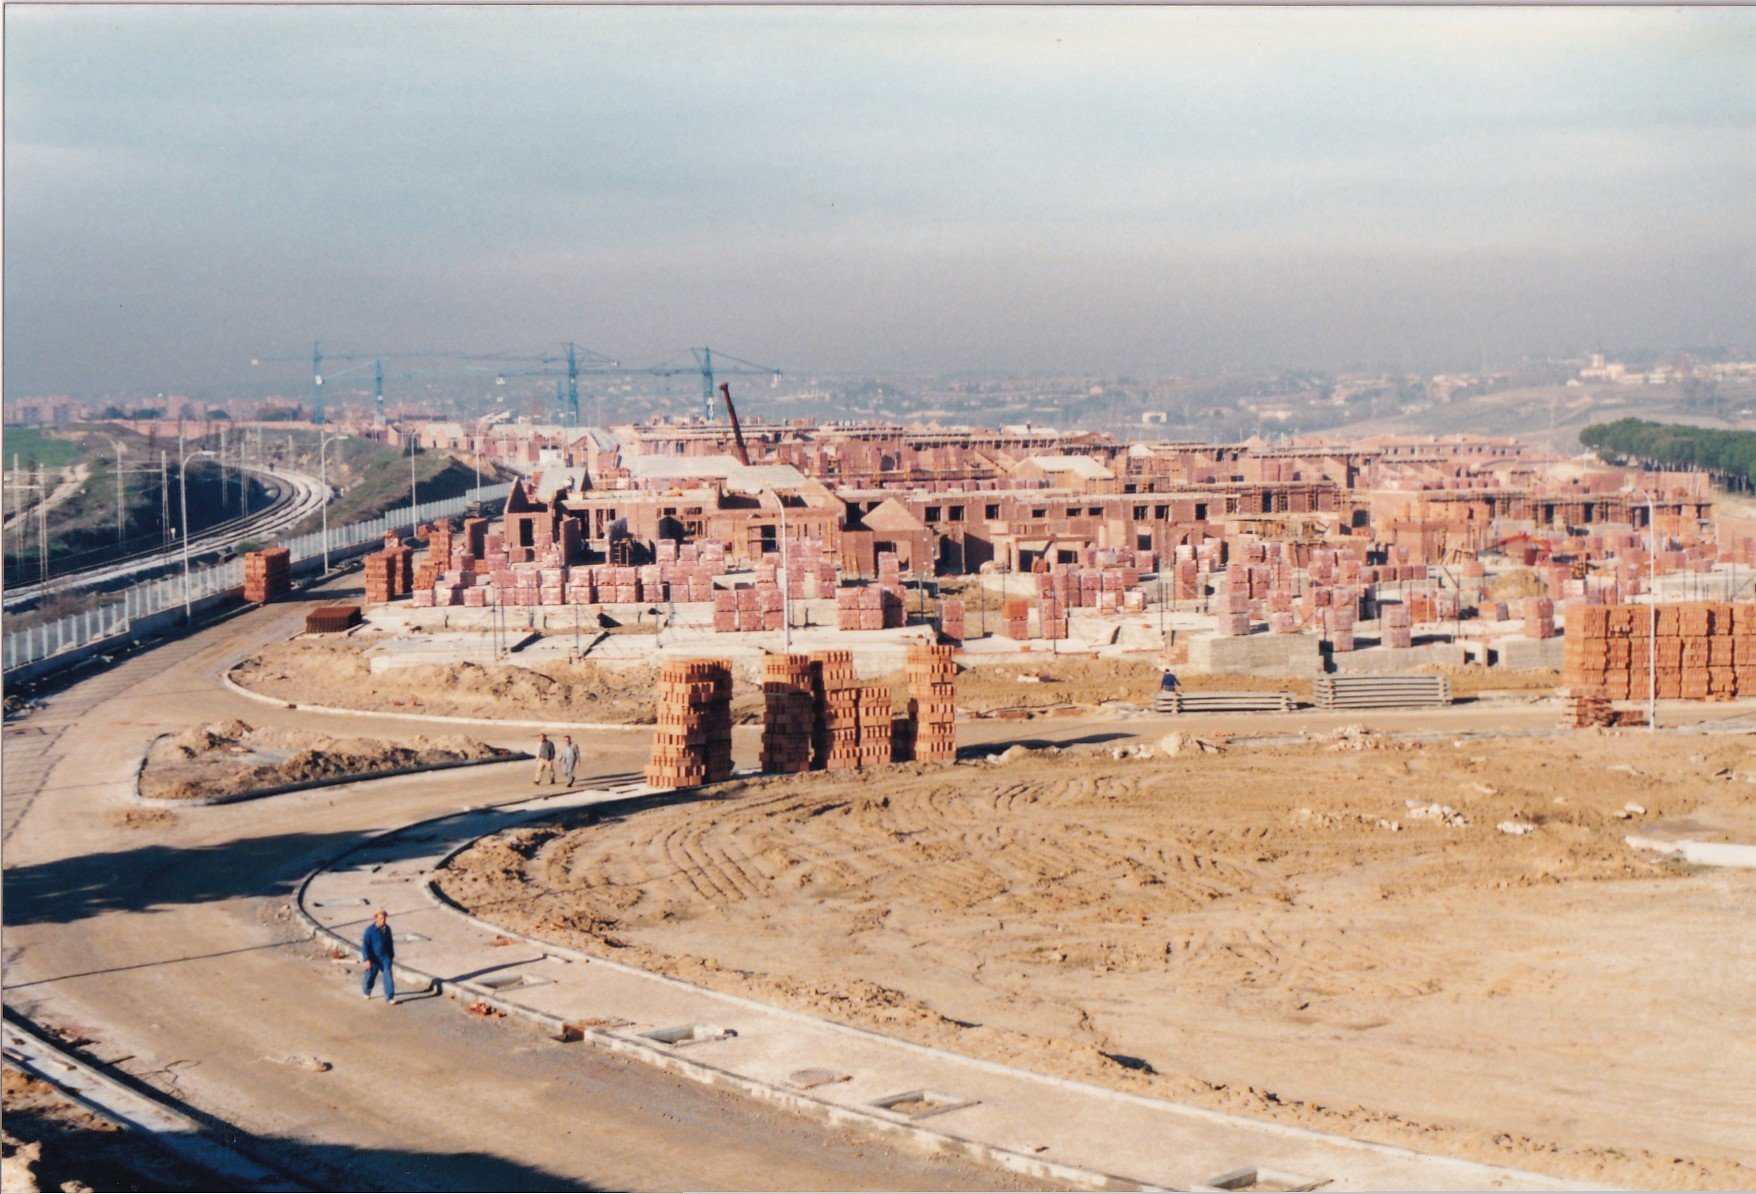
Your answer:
0;596;1045;1192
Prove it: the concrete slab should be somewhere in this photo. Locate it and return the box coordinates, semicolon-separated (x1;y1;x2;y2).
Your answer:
299;781;1588;1193
1188;633;1323;679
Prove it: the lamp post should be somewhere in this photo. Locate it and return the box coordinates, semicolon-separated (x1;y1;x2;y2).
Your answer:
319;432;349;574
1623;484;1657;734
180;449;216;621
106;436;127;549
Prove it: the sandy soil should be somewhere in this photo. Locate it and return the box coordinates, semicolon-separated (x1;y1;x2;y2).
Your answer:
439;728;1756;1190
233;639;681;724
2;1066;221;1192
139;718;502;801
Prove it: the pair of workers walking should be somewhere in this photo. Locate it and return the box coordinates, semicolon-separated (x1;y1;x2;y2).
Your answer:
533;733;579;786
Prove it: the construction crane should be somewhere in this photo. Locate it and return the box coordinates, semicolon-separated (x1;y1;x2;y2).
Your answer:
464;342;620;426
250;345;457;425
647;347;781;422
720;382;751;466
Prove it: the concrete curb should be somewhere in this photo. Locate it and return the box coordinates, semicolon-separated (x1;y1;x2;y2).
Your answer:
130;732;529;808
292;803;1154;1192
219;665;650;732
295;780;1591;1193
1;1008;303;1191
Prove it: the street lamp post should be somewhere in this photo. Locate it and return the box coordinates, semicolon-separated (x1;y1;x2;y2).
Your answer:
180;449;215;621
1624;484;1658;734
319;433;350;574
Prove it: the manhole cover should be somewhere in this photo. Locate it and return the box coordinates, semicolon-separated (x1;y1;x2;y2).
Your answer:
788;1068;850;1090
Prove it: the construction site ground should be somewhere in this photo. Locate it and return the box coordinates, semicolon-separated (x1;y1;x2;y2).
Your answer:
232;620;1562;727
438;726;1756;1191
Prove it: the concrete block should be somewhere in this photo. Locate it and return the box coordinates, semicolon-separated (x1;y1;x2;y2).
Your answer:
1187;631;1322;679
1495;636;1565;671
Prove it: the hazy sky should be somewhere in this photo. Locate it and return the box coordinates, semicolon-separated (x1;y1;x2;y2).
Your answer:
5;5;1754;399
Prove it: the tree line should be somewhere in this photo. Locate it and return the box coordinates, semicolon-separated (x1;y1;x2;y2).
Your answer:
1579;418;1756;486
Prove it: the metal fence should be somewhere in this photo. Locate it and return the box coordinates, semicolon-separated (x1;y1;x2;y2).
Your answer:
2;483;511;677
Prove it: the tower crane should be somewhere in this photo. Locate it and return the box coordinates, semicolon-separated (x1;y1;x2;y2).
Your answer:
249;344;458;425
647;347;782;422
464;342;620;426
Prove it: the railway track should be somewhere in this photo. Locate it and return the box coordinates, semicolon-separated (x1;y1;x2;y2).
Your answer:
2;462;328;610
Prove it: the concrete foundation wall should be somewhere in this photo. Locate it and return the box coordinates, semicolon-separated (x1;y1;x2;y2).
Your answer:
1331;642;1467;674
1494;636;1565;671
1187;631;1322;678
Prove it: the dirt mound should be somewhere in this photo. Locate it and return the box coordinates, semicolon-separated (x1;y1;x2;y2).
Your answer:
140;719;503;801
438;730;1756;1189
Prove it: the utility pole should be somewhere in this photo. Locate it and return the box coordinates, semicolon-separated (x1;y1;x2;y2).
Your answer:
408;434;418;536
115;440;127;547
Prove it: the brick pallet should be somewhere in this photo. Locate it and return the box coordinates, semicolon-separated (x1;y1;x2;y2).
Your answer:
305;604;361;634
760;653;815;774
906;643;957;762
243;547;291;605
645;659;733;789
809;650;861;770
1564;601;1755;702
856;685;894;769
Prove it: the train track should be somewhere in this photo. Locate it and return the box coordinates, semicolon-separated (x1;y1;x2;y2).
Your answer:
1;462;328;610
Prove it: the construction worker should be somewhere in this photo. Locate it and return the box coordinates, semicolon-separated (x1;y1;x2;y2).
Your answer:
360;909;396;1004
534;732;557;785
558;735;579;787
1159;668;1179;694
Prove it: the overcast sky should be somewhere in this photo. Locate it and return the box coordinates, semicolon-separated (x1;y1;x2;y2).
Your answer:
5;5;1754;399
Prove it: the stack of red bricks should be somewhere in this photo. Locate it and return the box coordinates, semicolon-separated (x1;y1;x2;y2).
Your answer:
1381;601;1413;649
1003;596;1031;640
645;659;734;789
939;598;966;643
1321;603;1357;652
362;551;397;603
1172;559;1201;601
1214;588;1251;637
856;685;894;769
906;643;957;762
715;584;784;632
877;552;905;606
811;650;861;770
243;548;291;604
655;540;724;602
1037;583;1068;640
1565;602;1756;702
1524;596;1556;639
759;653;815;773
780;537;840;600
835;585;903;631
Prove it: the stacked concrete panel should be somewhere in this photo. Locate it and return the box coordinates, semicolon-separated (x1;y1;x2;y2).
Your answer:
645;659;734;789
243;547;291;605
759;653;815;774
906;643;958;762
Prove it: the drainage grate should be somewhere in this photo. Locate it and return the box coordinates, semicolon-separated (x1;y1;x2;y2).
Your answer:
311;897;370;908
475;972;553;992
869;1089;978;1121
1203;1167;1330;1192
641;1024;737;1048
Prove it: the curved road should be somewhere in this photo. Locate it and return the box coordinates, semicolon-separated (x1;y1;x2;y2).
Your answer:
0;594;1040;1191
2;461;329;610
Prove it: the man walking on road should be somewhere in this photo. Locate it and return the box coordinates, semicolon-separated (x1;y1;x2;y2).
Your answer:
361;909;396;1004
534;732;557;785
558;735;579;787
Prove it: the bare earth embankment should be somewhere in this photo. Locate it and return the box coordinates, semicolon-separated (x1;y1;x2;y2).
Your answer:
439;729;1756;1190
233;639;668;723
139;719;502;801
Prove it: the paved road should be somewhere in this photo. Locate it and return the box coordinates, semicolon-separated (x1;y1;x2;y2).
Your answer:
0;598;1042;1191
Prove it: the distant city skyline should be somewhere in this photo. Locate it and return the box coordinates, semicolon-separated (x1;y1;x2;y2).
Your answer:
5;5;1754;400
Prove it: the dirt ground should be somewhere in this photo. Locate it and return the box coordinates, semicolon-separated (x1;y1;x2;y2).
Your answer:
2;1066;222;1192
138;718;502;801
233;639;679;724
439;727;1756;1190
